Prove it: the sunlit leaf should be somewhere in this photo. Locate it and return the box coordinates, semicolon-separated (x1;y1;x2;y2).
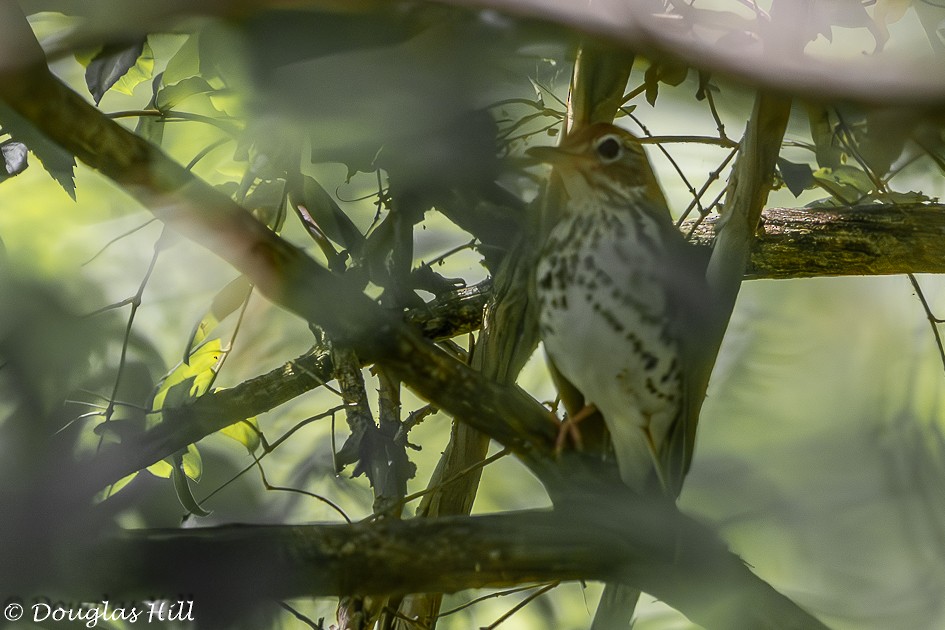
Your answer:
147;459;173;478
163;33;201;85
219;416;261;454
180;443;203;480
94;472;139;501
184;277;253;359
152;339;223;412
148;444;201;481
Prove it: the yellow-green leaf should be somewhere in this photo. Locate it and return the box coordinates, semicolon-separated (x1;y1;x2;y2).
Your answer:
184;277;252;359
219;416;261;453
152;339;224;412
95;471;139;501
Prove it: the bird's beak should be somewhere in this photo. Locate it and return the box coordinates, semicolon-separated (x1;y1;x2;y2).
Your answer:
526;144;586;169
525;145;565;165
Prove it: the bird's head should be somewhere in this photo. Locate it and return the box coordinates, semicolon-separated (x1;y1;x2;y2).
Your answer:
527;123;667;208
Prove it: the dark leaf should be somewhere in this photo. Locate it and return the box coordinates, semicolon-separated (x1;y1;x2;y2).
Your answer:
644;63;660;106
290;176;365;253
777;158;814;197
171;453;212;517
0;140;28;181
695;71;713;101
84;39;147;105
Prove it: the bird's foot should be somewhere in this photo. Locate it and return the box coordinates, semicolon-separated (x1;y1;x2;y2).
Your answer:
554;404;599;454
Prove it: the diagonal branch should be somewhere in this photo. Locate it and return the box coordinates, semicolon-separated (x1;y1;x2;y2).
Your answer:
89;495;828;630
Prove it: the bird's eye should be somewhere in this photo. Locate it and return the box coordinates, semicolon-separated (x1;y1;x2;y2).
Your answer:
595;136;622;163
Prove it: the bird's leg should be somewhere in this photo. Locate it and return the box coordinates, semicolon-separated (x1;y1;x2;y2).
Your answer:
554;403;598;454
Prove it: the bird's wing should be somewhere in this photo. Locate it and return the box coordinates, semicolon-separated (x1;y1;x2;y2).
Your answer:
657;227;715;498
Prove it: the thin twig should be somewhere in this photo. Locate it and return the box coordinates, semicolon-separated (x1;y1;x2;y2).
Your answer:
678;145;738;226
908;273;945;376
438;583;557;618
96;231;163;451
369;448;511;520
482;582;559;629
627;112;706;218
277;602;324;629
82;218;159;266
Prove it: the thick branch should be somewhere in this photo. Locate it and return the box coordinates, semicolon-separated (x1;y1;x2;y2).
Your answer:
89;496;827;630
688;205;945;279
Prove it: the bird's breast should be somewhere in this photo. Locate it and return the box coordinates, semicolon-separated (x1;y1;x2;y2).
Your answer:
536;208;682;421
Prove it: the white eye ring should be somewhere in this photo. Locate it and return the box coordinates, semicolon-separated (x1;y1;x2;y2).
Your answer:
595;135;623;163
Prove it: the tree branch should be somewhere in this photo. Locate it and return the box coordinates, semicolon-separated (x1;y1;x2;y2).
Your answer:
89;496;827;630
688;204;945;279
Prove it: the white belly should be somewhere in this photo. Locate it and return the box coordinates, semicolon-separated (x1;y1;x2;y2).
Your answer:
536;209;682;489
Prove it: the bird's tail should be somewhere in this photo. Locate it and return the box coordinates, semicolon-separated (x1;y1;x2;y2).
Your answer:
590;583;640;630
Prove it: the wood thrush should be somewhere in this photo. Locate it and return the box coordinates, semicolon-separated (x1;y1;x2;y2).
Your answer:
532;123;712;498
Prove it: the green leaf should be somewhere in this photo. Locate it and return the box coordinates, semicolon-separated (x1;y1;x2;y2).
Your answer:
148;443;201;481
162;375;200;409
111;41;155;97
155;76;218;111
152;339;223;413
812;166;875;204
0;101;76;199
95;472;139;501
777;158;814;197
147;459;173;478
172;450;212;517
163;33;201;85
807;105;845;170
83;39;150;104
815;165;875;193
136;74;165;146
219;416;261;453
183;277;253;360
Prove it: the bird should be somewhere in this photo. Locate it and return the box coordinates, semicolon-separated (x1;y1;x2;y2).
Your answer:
531;122;713;499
